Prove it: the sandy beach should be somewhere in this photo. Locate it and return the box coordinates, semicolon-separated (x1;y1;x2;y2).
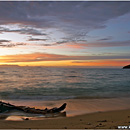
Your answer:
0;109;130;129
0;97;130;129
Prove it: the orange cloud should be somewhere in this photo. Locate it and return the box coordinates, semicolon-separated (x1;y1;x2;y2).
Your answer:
44;40;130;50
0;53;78;63
0;53;129;67
44;43;87;49
65;44;86;49
71;60;130;67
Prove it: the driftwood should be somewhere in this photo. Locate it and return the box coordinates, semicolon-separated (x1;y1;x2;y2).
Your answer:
0;101;67;115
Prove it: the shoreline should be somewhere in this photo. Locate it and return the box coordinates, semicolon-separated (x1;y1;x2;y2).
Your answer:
2;97;130;117
0;108;130;129
1;97;130;128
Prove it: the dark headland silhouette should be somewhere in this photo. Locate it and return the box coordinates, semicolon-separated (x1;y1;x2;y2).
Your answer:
123;64;130;69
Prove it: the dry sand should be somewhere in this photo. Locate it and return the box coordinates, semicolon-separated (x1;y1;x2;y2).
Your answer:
0;97;130;129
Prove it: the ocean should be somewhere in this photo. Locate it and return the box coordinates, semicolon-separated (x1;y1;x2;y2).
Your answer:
0;67;130;101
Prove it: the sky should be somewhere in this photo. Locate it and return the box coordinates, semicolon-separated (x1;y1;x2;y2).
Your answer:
0;1;130;67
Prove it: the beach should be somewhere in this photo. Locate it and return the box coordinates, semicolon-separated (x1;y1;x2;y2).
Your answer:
0;97;130;129
1;109;130;129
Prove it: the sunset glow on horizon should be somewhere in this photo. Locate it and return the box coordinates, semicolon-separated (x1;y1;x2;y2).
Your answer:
0;1;130;67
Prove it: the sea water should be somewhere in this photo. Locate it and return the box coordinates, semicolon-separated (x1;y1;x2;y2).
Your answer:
0;67;130;101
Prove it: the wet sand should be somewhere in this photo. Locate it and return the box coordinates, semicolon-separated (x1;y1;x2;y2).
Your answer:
3;97;130;116
0;109;130;129
0;97;130;129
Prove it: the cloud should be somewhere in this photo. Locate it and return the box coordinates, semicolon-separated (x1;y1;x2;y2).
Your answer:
0;39;13;47
59;37;87;44
0;52;130;63
28;37;48;41
0;26;47;36
97;36;113;41
88;40;130;47
0;44;15;48
0;39;11;44
62;40;130;49
71;60;130;67
0;1;130;43
65;44;86;49
0;39;27;48
56;41;69;44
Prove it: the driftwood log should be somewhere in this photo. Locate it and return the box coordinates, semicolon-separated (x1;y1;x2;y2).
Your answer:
0;101;67;115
